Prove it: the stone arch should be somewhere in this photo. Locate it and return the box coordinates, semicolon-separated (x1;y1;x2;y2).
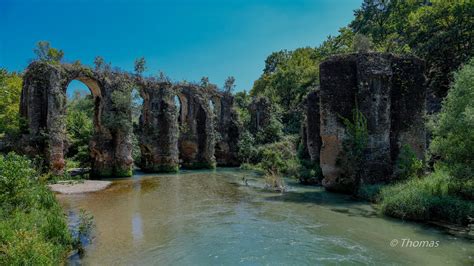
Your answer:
212;93;240;166
19;61;134;177
174;84;216;169
135;80;179;172
64;76;102;133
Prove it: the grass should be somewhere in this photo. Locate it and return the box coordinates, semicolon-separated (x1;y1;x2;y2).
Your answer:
357;169;474;225
0;153;73;264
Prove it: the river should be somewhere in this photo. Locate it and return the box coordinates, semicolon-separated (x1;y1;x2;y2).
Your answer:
58;168;473;265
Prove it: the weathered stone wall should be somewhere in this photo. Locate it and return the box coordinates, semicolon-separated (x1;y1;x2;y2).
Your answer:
20;61;134;177
175;84;216;169
20;62;242;176
214;93;241;166
248;96;272;134
136;79;179;172
316;53;426;192
305;90;322;164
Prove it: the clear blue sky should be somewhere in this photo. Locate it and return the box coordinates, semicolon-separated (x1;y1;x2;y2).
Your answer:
0;0;361;92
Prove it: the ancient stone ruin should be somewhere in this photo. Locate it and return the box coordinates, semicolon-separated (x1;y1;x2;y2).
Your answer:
303;53;426;192
20;61;241;177
248;96;272;134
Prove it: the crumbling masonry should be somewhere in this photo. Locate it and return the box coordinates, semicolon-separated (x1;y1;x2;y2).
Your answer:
20;61;241;178
303;53;426;192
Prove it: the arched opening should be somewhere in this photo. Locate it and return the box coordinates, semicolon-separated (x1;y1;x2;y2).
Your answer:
174;95;182;124
64;80;96;172
209;100;215;113
131;87;144;168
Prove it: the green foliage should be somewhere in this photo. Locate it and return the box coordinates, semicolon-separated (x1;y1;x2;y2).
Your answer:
255;113;284;144
380;169;474;225
356;184;384;202
394;144;423;180
351;33;373;53
429;58;474;180
260;147;285;175
223;76;236;95
234;90;251;126
350;0;474;97
94;56;105;71
0;69;23;137
297;158;322;185
200;76;210;87
337;106;369;187
103;84;133;132
251;48;320;133
34;41;64;64
134;57;147;75
0;153;72;264
66;92;94;168
237;130;258;163
406;0;474;97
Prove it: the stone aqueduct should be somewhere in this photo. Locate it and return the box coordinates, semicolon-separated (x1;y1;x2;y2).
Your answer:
19;53;426;188
20;61;240;177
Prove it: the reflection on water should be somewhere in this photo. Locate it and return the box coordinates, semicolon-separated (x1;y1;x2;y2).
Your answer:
59;169;474;265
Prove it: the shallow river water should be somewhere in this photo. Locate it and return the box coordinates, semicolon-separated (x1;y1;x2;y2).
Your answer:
58;168;473;265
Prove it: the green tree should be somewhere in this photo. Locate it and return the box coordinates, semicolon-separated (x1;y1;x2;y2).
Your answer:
200;76;210;88
251;47;320;133
66;92;94;167
33;41;64;63
234;90;251;126
94;56;105;71
237;130;257;163
406;0;474;97
134;57;147;75
223;76;236;94
429;58;474;179
350;0;474;97
352;33;373;53
0;69;23;137
338;106;369;191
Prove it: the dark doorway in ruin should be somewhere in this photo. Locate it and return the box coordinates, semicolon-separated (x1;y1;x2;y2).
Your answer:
196;104;208;162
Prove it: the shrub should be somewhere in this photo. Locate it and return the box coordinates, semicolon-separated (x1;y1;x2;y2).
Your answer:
297;158;322;185
0;153;72;264
237;130;258;163
380;170;474;225
429;58;474;180
66;93;94;168
352;33;373;53
337;106;368;190
255;114;284;144
394;144;423;180
263;171;286;192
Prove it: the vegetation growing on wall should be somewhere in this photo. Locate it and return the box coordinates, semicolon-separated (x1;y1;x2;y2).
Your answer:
337;106;369;190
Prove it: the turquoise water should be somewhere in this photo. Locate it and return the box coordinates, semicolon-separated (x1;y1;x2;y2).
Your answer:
59;169;473;265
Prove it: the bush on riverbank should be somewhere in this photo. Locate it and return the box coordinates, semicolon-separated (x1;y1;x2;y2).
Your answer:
357;169;473;225
379;169;473;225
239;135;322;184
0;153;72;264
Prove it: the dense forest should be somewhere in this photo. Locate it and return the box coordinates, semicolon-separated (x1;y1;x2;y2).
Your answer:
0;0;473;264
